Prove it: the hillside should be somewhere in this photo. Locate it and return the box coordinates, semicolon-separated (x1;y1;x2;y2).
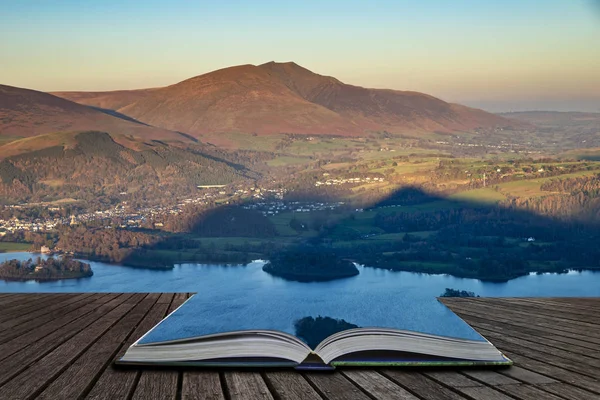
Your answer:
54;62;520;138
0;85;191;143
0;131;252;203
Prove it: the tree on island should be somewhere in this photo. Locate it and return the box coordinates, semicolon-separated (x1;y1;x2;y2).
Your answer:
440;288;479;298
295;316;360;348
263;247;359;282
0;256;93;281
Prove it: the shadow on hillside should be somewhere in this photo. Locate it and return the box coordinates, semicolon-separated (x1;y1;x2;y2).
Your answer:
89;106;150;125
126;185;600;281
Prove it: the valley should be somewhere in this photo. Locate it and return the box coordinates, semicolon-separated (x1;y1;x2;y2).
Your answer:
1;62;600;282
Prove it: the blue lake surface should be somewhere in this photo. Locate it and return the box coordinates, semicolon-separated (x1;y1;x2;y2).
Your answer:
1;252;599;297
2;252;599;338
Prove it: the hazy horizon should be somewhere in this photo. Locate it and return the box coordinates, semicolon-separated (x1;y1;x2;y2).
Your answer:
1;0;599;112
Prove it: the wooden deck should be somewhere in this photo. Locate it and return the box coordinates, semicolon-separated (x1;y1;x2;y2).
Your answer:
0;294;598;400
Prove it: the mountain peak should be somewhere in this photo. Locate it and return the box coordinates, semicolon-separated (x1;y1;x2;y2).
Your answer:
50;62;522;138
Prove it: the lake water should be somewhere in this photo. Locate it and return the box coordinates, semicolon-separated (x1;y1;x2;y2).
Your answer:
2;252;599;337
1;252;599;297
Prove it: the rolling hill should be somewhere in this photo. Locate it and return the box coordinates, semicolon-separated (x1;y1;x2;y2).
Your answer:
54;62;520;138
0;84;191;143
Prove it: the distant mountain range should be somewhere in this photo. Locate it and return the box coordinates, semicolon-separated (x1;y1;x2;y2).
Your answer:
51;62;519;138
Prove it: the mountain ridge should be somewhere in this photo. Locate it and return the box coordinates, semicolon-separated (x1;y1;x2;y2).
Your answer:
0;84;192;143
52;62;521;137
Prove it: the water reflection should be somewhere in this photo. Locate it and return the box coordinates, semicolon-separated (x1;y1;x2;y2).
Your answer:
295;316;360;348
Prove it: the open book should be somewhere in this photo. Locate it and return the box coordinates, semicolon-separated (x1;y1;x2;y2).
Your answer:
118;295;511;369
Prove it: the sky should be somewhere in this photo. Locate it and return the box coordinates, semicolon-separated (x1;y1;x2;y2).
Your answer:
1;0;599;112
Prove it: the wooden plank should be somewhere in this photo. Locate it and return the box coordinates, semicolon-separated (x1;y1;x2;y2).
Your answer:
447;300;600;339
492;298;600;315
380;370;468;400
131;370;179;400
500;350;600;394
446;299;600;339
446;302;600;345
476;326;600;369
130;294;182;400
455;386;516;400
0;293;112;362
85;299;173;400
537;382;600;400
476;298;600;325
224;372;274;400
460;370;520;386
424;370;483;388
463;317;600;359
448;306;600;351
0;293;104;344
495;383;566;400
0;293;139;399
0;292;94;332
446;310;600;352
343;369;419;399
263;371;322;400
0;293;123;386
36;293;160;400
306;372;383;400
0;294;69;321
498;366;557;384
181;371;225;400
506;298;600;313
423;370;516;400
0;293;43;307
475;334;600;380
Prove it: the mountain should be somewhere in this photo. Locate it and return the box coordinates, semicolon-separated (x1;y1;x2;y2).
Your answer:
0;84;191;142
53;62;519;138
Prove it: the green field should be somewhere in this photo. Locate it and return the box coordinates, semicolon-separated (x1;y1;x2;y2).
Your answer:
449;188;507;204
266;156;312;167
0;242;31;252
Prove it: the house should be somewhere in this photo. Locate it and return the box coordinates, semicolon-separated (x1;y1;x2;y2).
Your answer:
40;246;51;254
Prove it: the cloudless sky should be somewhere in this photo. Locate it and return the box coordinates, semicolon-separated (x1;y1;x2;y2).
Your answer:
1;0;599;111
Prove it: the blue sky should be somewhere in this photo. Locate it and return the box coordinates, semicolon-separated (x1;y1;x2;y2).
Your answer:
1;0;599;111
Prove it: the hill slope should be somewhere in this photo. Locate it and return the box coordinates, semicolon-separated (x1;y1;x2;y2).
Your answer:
0;131;252;203
0;85;190;142
54;62;519;137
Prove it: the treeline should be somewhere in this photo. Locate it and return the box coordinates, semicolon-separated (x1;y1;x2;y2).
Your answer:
168;206;278;237
56;226;158;264
502;175;600;219
440;288;479;298
0;256;92;281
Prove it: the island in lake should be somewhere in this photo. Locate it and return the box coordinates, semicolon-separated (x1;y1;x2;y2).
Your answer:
262;249;359;282
0;256;93;281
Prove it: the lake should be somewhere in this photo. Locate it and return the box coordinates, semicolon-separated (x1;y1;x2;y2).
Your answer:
1;252;599;296
0;252;600;298
2;252;599;336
